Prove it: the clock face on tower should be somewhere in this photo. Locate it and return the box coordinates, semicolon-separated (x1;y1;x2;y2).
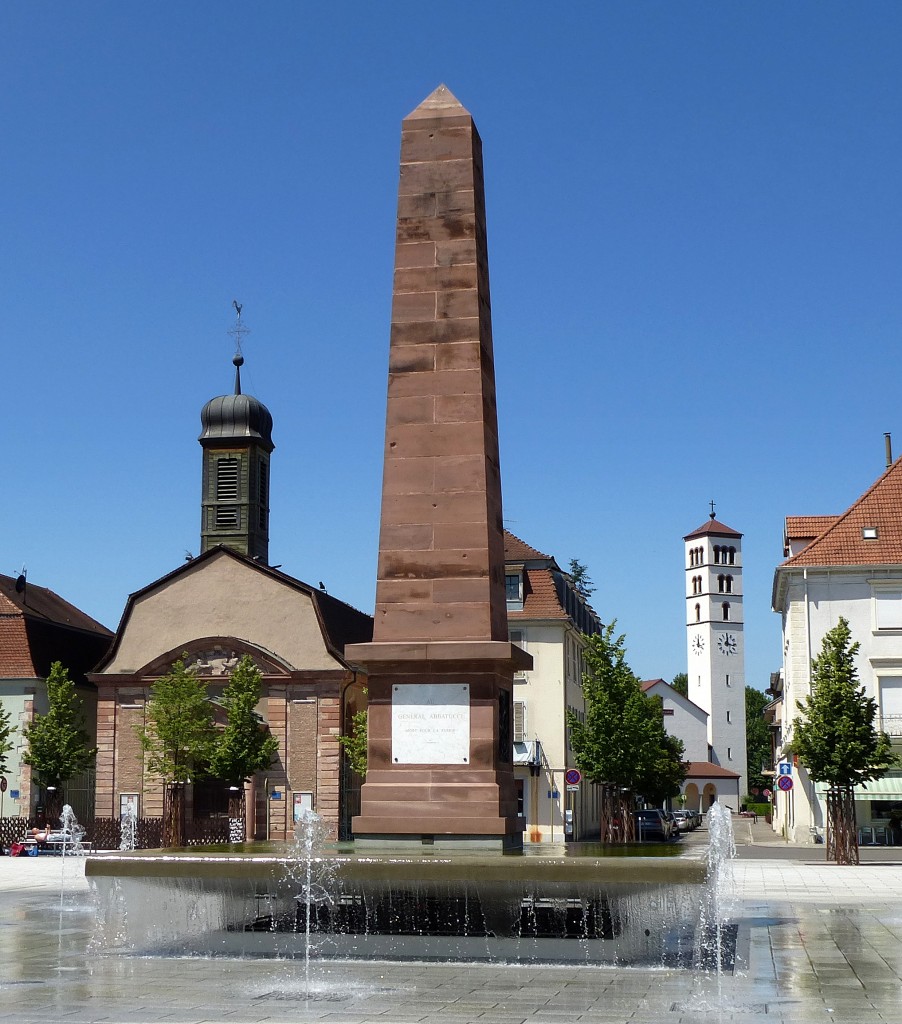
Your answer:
717;633;738;655
691;634;705;655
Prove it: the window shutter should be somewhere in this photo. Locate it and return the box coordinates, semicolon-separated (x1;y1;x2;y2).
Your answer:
513;700;527;743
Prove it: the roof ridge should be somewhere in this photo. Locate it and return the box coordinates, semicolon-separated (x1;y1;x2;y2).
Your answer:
782;454;902;567
503;529;551;561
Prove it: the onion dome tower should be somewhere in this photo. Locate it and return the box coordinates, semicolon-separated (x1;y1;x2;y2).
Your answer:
199;305;274;562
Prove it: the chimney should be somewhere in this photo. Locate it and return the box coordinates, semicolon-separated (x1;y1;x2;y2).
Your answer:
885;432;893;469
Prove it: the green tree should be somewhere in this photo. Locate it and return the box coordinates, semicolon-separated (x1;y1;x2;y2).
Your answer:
568;624;685;842
0;701;15;776
338;701;368;778
22;662;95;819
140;658;216;847
670;672;688;697
636;731;687;808
208;656;279;822
793;618;896;864
568;559;595;600
745;686;772;794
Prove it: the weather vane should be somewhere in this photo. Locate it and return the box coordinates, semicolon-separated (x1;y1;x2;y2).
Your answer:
228;300;250;358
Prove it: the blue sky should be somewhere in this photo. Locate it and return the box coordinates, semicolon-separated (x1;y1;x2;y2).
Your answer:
4;3;901;691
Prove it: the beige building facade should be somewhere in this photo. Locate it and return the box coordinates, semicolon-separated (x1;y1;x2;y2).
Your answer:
90;546;371;839
505;532;602;842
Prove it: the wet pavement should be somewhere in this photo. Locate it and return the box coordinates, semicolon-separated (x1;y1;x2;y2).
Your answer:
1;820;901;1024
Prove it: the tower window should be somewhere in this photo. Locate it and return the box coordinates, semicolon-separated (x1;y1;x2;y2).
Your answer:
215;506;239;529
695;603;700;623
722;602;730;621
725;674;731;687
727;747;733;760
725;575;732;593
726;711;732;723
216;458;240;500
258;461;268;529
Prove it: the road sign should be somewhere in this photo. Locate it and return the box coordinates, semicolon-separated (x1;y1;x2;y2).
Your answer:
566;784;580;792
777;775;793;792
565;768;581;786
778;762;792;776
0;777;6;793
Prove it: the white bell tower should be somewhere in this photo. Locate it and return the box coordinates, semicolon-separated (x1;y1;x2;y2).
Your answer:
684;506;747;797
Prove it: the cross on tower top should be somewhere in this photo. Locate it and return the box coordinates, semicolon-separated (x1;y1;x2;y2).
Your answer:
709;499;716;520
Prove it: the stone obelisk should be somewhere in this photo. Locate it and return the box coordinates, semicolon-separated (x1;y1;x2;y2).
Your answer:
346;85;529;848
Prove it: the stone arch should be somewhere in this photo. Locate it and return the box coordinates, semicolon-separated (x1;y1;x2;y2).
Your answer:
703;782;717;809
684;783;700;812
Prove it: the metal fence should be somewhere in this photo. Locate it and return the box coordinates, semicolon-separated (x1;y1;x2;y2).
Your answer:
1;815;230;851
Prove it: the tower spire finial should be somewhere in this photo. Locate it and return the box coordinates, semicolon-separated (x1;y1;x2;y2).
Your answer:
709;499;716;520
228;300;249;395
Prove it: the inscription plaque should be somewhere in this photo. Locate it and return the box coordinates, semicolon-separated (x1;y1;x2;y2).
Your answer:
392;683;470;764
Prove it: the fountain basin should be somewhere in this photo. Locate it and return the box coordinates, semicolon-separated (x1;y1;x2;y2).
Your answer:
87;845;708;964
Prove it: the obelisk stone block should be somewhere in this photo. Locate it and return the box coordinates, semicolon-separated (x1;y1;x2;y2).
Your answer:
346;86;529;847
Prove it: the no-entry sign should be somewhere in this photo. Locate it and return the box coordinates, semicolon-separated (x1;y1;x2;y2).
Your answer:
777;775;793;792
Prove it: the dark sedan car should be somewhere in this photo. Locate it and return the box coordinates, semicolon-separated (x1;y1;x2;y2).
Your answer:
633;808;672;841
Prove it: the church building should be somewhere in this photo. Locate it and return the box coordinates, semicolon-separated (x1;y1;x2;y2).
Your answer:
89;333;372;839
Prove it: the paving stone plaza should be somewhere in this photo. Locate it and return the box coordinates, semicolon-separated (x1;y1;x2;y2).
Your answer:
1;820;901;1024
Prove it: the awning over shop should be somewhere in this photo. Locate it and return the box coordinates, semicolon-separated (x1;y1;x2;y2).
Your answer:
814;776;902;798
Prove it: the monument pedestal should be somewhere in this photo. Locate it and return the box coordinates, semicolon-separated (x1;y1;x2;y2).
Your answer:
346;641;530;848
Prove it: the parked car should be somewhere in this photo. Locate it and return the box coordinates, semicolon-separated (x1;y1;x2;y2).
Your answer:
671;810;693;831
662;810;680;837
633;808;672;841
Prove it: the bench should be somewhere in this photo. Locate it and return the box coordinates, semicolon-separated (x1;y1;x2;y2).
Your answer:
19;833;94;855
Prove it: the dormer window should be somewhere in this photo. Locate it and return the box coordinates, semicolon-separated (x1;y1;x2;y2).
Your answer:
505;571;523;605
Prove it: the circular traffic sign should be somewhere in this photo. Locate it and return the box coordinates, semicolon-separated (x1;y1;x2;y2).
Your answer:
565;768;581;786
777;775;793;791
0;777;6;793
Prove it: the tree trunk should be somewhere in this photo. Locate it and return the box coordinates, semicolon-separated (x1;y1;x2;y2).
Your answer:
163;783;186;848
826;787;859;865
599;784;618;843
618;791;636;842
598;785;634;844
43;789;63;827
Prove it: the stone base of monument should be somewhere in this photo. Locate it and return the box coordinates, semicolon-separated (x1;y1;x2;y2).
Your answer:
346;642;529;848
352;833;525;852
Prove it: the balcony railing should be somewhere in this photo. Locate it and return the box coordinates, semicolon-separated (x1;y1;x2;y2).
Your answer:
878;714;902;736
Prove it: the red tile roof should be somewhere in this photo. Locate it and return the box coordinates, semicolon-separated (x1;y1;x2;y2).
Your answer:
508;567;569;621
782;515;838;557
684;519;742;541
684;761;740;779
781;456;902;567
503;530;551;562
0;593;37;676
785;515;838;540
0;577;112;680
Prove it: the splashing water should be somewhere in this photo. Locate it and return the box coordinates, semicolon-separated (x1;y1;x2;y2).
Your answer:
119;801;138;851
690;802;737;1007
285;809;335;999
57;804;88;970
